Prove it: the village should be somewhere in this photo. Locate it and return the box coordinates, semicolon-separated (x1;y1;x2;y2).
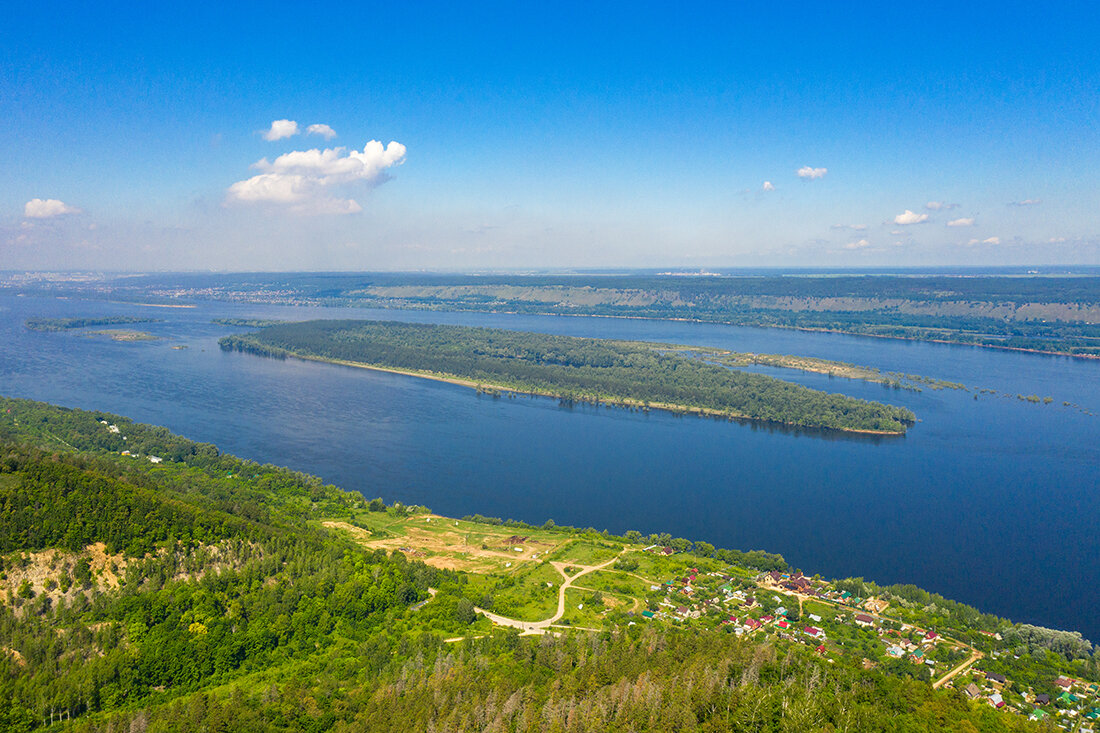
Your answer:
331;507;1100;730
634;548;1100;730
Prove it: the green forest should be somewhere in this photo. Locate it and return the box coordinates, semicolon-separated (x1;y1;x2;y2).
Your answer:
219;320;916;434
24;317;159;332
0;397;1059;731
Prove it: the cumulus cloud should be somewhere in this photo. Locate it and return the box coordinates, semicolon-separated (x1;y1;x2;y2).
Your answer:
946;218;975;227
262;119;300;141
894;210;929;225
1009;198;1041;206
226;140;407;215
925;201;959;211
307;123;337;140
24;198;81;218
762;181;775;191
796;166;827;180
843;238;871;250
968;236;1001;245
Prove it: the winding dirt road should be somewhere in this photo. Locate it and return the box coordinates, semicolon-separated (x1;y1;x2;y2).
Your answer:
474;553;626;634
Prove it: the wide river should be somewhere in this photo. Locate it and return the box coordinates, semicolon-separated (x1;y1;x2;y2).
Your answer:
2;294;1098;641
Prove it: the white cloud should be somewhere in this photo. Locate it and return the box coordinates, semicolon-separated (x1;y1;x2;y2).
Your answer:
925;201;959;211
262;119;300;141
307;123;337;140
843;239;870;250
894;210;929;225
1049;237;1066;243
890;230;906;236
968;236;1001;245
227;140;407;215
946;218;975;227
24;198;81;218
1009;198;1041;206
831;223;867;231
762;181;775;191
796;166;827;180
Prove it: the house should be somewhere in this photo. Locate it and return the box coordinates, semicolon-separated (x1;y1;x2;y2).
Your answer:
775;606;788;617
661;547;675;556
1054;676;1074;690
986;672;1006;686
854;614;874;627
641;610;655;619
1029;708;1049;721
988;693;1005;709
803;626;822;637
148;455;163;463
964;683;981;699
924;631;938;641
760;615;774;623
777;620;789;630
886;646;905;658
744;618;762;631
1035;693;1050;705
1059;692;1079;704
808;614;822;623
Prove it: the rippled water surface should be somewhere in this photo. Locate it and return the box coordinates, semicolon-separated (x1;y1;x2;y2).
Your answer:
2;295;1098;640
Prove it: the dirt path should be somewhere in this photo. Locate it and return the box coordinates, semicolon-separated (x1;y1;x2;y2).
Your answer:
474;552;625;634
933;650;983;689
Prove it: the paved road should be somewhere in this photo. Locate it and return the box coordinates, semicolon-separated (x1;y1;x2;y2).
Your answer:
474;552;626;634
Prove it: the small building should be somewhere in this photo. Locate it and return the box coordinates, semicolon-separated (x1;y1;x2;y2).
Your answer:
803;626;822;637
854;613;874;627
1054;676;1074;690
964;683;981;699
777;620;789;630
744;618;762;631
924;631;938;641
988;693;1005;709
1029;708;1048;721
986;672;1006;686
808;614;822;623
1035;693;1050;705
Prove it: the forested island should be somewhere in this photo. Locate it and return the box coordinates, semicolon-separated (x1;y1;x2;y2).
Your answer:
219;320;917;434
24;316;159;332
2;397;1094;731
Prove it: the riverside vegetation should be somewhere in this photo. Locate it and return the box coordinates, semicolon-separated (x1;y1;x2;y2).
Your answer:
3;397;1088;731
219;320;917;434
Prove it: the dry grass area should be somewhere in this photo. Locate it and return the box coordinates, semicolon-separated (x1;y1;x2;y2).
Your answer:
324;515;573;574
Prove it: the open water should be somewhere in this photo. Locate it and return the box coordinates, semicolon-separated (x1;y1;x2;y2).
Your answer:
2;294;1098;641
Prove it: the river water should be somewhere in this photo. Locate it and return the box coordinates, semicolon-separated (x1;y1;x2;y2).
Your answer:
2;294;1097;641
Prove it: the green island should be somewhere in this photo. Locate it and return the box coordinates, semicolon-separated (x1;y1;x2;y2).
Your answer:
210;318;288;328
1;397;1095;731
25;317;159;332
82;329;158;342
218;320;917;434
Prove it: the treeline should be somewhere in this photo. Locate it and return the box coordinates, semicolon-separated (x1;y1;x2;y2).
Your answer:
220;320;917;433
24;317;158;332
461;513;789;572
65;627;1040;733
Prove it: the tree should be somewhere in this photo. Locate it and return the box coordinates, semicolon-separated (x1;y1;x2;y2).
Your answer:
368;497;385;512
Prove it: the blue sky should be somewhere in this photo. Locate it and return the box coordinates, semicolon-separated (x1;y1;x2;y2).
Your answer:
3;1;1098;270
